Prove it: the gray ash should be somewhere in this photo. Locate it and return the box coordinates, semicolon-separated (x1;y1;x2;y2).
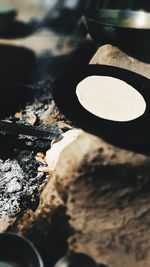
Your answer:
0;35;86;222
0;86;62;220
0;156;48;218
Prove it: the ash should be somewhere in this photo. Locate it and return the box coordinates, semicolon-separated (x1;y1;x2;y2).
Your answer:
0;78;63;220
0;29;94;221
0;156;48;218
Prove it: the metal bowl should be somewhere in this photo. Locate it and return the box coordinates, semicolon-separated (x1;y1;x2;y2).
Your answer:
0;232;44;267
84;9;150;51
54;252;99;267
85;8;150;29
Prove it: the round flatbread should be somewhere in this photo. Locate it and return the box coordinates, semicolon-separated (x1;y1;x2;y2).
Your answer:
76;75;146;122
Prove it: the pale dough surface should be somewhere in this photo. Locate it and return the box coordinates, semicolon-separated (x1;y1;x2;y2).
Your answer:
76;75;146;122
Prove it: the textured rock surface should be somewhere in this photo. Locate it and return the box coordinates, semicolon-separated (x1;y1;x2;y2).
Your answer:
17;129;150;267
45;128;150;267
90;44;150;79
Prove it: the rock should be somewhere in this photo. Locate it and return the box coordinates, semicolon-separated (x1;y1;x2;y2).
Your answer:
15;129;150;267
90;44;150;79
52;132;150;267
45;129;84;170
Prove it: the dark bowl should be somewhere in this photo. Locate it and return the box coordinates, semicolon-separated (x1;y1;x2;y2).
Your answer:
0;232;44;267
54;252;99;267
84;16;150;52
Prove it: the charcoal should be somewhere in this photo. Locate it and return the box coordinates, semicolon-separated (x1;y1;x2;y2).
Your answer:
17;151;38;179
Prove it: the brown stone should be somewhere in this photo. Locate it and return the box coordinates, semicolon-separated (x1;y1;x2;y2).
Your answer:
90;44;150;79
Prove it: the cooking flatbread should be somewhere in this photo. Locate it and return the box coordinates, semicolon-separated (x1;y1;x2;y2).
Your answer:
76;75;146;122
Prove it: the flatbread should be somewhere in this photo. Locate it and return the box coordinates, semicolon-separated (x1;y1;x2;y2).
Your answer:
76;75;146;122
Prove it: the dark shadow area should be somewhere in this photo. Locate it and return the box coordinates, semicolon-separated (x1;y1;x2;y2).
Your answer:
0;85;35;160
37;40;97;81
0;131;52;160
120;45;150;64
0;83;33;119
0;45;37;83
0;20;34;39
87;0;150;11
48;40;97;77
21;205;74;267
80;160;150;208
99;139;150;157
0;135;31;160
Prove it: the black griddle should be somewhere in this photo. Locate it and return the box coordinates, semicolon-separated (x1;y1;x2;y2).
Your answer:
53;64;150;154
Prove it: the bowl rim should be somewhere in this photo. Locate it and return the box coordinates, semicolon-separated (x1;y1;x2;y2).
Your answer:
0;232;44;267
84;9;150;30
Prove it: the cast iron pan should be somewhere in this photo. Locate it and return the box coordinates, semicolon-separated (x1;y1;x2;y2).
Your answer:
53;64;150;154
